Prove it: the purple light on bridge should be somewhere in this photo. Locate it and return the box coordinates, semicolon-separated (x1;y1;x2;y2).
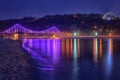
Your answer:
2;23;61;34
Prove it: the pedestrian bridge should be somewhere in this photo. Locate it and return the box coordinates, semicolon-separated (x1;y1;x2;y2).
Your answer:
2;23;61;34
2;23;120;40
2;23;61;40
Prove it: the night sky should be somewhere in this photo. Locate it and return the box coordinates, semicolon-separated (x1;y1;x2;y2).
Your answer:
0;0;119;19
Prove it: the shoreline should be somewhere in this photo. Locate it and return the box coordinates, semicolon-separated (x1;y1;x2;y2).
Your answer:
0;38;32;80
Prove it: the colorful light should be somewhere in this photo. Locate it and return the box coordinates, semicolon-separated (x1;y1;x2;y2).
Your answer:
73;39;78;77
73;32;77;36
105;39;113;76
13;33;19;40
95;32;98;36
93;38;98;62
99;39;102;59
109;33;112;36
22;39;61;67
2;23;61;34
73;39;77;60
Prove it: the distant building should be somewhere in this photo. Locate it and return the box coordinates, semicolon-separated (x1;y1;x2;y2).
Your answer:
102;12;117;20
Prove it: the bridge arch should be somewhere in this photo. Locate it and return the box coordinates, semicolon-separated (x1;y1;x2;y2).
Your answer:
102;12;117;20
2;23;61;34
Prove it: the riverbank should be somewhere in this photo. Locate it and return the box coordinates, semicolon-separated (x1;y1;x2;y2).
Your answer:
0;38;32;80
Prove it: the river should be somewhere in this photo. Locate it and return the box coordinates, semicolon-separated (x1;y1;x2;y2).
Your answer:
22;38;120;80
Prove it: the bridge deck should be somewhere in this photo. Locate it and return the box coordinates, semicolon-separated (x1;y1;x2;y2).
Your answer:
21;35;120;39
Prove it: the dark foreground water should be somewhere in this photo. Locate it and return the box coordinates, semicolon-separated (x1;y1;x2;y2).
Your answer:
22;38;120;80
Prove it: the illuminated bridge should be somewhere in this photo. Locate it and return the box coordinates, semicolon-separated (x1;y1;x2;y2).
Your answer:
2;23;120;40
2;23;61;39
2;24;61;34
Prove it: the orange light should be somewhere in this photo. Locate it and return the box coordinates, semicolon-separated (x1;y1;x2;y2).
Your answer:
66;39;70;57
109;33;112;36
13;34;19;40
53;35;56;37
70;39;73;57
61;39;65;55
110;39;113;55
51;35;59;39
93;39;98;63
99;39;102;59
77;39;80;57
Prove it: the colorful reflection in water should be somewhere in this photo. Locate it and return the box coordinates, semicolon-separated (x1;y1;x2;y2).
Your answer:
93;39;103;62
23;38;114;65
61;39;80;59
23;38;112;66
23;39;61;70
105;39;113;76
99;39;103;59
22;38;120;80
73;39;78;61
73;39;79;79
93;38;98;62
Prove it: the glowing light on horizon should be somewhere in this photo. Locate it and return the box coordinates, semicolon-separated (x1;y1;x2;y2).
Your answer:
53;35;56;37
73;32;77;36
13;33;19;40
95;32;98;36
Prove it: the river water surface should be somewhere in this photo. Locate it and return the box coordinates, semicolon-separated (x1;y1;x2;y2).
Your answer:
22;38;120;80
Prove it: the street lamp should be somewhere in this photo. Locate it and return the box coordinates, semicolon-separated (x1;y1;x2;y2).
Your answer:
73;32;77;36
95;32;98;36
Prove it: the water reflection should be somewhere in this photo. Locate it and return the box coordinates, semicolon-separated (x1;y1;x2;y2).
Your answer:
23;38;113;66
99;39;102;59
61;39;80;59
23;39;61;69
66;39;70;57
52;39;61;64
73;39;79;79
93;38;98;62
70;39;73;57
22;38;120;80
105;39;113;76
93;39;103;62
77;39;80;57
73;39;77;61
